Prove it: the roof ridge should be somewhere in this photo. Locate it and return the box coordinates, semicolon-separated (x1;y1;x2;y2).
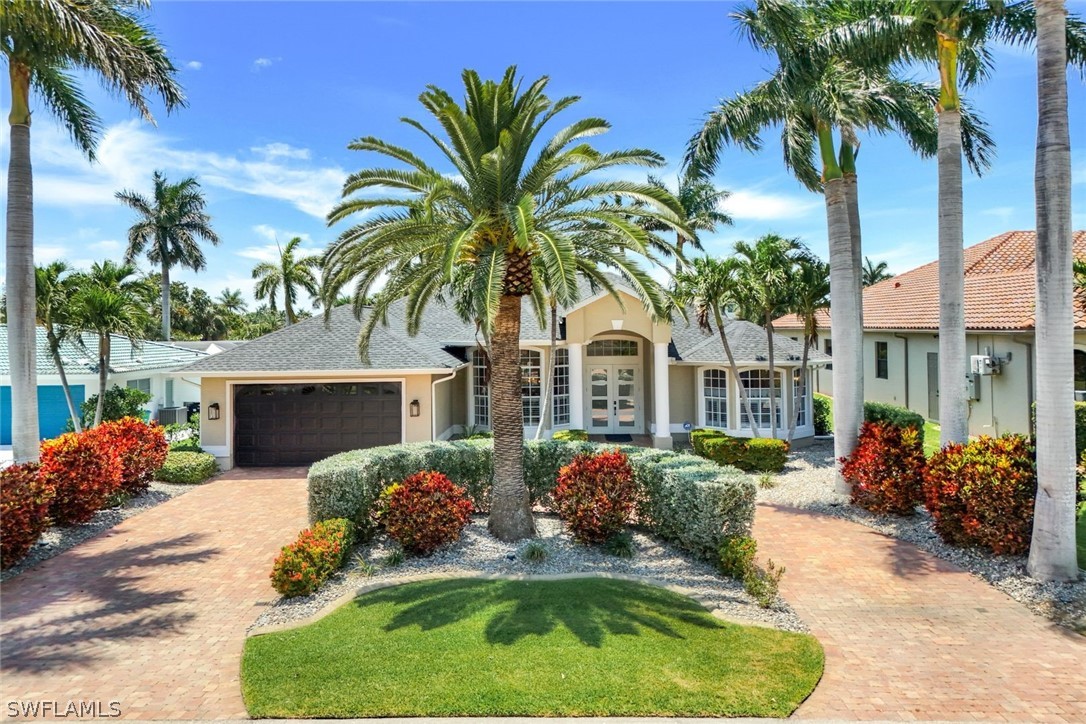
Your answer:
963;230;1024;277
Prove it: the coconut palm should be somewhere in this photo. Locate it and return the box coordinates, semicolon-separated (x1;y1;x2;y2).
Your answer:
117;171;220;340
252;237;320;327
35;261;82;432
862;256;894;286
1028;0;1078;581
2;0;184;462
322;67;689;541
217;288;247;315
672;256;762;437
67;261;153;427
642;173;732;254
787;255;831;442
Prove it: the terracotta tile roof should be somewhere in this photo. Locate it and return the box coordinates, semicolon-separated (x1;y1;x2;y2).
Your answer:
775;230;1086;332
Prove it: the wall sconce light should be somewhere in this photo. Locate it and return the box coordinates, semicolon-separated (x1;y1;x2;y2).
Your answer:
409;399;421;417
207;402;221;420
611;319;624;330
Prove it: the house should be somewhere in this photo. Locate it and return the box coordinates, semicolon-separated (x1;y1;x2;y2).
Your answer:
173;279;829;469
0;326;209;444
775;230;1086;438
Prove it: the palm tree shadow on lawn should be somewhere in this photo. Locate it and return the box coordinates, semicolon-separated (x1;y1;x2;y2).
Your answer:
352;578;724;648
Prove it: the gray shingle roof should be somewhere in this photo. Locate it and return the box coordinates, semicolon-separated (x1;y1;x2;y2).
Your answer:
671;318;831;365
0;325;207;376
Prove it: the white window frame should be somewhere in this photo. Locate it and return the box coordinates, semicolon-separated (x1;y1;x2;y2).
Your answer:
552;347;570;427
699;367;729;430
738;368;784;431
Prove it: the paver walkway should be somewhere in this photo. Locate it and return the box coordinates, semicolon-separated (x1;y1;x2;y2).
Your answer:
0;468;308;720
755;503;1086;722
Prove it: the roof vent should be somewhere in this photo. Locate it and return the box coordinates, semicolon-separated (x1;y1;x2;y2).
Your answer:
755;355;767;361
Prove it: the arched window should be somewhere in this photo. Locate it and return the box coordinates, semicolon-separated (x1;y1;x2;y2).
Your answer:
703;369;728;428
521;349;543;425
552;348;570;426
739;369;783;430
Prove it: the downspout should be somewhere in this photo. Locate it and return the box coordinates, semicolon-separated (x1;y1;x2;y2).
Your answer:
1011;335;1035;438
893;333;910;410
431;365;465;441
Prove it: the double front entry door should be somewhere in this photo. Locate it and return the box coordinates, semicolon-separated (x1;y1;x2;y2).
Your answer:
588;364;641;434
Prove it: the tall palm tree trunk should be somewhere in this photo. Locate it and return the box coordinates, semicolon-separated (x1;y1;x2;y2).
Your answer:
826;177;860;493
938;107;968;446
713;307;760;437
47;330;82;433
488;294;534;541
765;313;778;438
284;293;295;326
6;62;40;463
1028;0;1078;582
160;261;171;340
94;334;111;427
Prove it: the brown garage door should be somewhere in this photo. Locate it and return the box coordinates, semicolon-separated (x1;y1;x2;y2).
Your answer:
234;382;402;466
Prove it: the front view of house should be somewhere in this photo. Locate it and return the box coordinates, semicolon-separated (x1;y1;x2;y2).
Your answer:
175;280;828;469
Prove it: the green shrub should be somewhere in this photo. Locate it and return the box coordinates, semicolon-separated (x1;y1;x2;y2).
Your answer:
308;440;755;561
700;434;747;467
691;430;789;473
718;535;757;579
602;530;636;558
66;385;152;431
551;429;588;442
170;437;204;453
521;540;549;563
813;393;832;435
744;560;785;608
863;401;925;446
553;449;637;545
154;451;218;484
270;518;355;598
744;438;790;472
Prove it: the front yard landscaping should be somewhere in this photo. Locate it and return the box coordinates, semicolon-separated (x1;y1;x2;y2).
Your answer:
242;577;823;718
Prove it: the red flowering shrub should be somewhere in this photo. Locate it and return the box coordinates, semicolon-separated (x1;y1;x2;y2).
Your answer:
923;435;1036;555
93;417;169;495
552;448;637;545
40;430;122;526
1;463;52;569
841;421;925;516
380;471;473;555
270;518;356;597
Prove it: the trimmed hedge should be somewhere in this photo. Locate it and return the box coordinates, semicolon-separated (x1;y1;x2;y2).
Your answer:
308;440;755;560
690;430;790;473
813;393;832;435
864;401;925;445
154;451;219;484
551;429;589;442
1;463;51;569
270;518;356;597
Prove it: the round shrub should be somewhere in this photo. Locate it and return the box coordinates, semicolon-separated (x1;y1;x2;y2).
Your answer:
552;429;588;442
154;451;219;484
718;535;757;579
94;417;169;495
380;471;473;555
40;430;122;526
923;434;1037;555
553;448;637;545
743;438;790;473
813;393;832;435
1;463;52;569
841;421;925;516
270;518;356;597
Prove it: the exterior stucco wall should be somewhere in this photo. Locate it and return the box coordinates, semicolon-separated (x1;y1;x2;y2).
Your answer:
563;290;670;344
668;365;697;431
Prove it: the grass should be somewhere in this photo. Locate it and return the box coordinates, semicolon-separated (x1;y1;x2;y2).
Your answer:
1077;502;1085;571
923;420;942;458
242;578;824;718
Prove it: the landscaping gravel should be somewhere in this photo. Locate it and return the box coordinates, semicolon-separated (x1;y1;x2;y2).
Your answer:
1;480;199;582
758;439;1085;632
250;515;809;635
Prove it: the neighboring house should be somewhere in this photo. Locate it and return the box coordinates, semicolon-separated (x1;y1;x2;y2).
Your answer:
0;325;209;444
167;340;247;355
174;279;829;469
775;230;1086;438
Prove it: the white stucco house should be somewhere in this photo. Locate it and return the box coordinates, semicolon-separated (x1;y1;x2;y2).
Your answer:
0;325;209;444
173;278;829;469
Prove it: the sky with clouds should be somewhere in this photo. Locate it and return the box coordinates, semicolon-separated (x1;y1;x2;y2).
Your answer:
4;1;1084;308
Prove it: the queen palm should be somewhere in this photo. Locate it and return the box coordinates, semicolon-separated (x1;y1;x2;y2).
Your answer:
322;67;688;541
252;237;320;327
67;261;153;427
2;0;183;462
117;171;220;340
1028;0;1078;581
787;254;831;442
217;288;247;316
862;257;893;286
35;261;82;432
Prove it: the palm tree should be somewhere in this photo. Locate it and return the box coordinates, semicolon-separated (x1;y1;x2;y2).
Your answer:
35;261;82;432
862;256;894;286
252;237;320;327
322;67;688;541
643;173;732;254
3;0;184;462
1028;0;1078;582
217;288;247;315
67;261;153;427
117;171;220;340
787;255;831;442
672;256;762;437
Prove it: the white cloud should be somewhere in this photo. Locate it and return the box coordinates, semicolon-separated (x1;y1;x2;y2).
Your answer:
237;225;323;263
252;57;279;71
982;205;1015;223
31;120;347;219
719;189;821;221
185;60;203;71
89;239;123;253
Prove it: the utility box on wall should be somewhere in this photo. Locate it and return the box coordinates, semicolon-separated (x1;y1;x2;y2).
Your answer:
968;373;982;401
971;355;996;375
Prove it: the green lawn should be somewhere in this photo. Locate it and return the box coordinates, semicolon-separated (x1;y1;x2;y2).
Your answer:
923;420;942;458
242;578;824;718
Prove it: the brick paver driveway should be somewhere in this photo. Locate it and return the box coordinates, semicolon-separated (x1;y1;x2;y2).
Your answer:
756;503;1086;722
1;468;308;720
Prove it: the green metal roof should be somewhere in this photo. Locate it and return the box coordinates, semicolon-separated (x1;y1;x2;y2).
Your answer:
0;325;208;376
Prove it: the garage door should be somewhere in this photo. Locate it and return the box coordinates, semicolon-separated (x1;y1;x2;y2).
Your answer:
1;385;85;445
234;382;402;467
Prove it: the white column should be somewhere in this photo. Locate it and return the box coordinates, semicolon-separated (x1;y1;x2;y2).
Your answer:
653;342;671;448
568;342;584;429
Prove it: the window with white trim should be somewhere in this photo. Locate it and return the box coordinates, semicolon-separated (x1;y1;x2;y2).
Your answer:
521;349;542;425
472;349;489;427
739;369;783;430
552;348;570;426
587;339;638;356
703;368;728;428
127;378;151;395
792;368;808;428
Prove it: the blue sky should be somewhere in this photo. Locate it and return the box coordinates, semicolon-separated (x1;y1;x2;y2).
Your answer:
7;1;1085;307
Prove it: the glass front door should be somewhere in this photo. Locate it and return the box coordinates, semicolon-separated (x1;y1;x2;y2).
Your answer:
587;364;640;433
